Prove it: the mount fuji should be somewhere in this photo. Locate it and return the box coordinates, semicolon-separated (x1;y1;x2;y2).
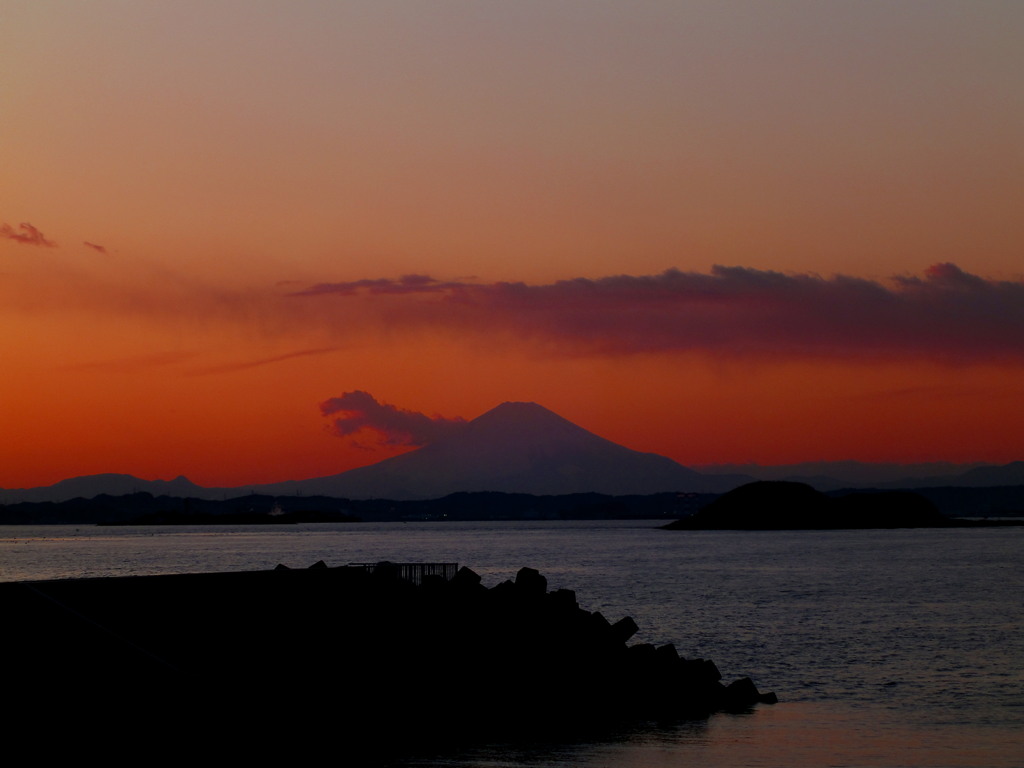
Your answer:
254;401;747;499
0;402;749;504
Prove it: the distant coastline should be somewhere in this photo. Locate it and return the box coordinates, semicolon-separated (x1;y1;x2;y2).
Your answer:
97;508;360;526
0;490;694;525
2;484;1023;526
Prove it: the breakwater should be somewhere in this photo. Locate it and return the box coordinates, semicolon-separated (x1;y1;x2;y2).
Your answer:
2;561;774;754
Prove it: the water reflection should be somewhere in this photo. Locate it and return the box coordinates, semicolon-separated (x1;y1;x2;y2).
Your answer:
396;704;1023;768
399;716;714;768
3;523;1022;767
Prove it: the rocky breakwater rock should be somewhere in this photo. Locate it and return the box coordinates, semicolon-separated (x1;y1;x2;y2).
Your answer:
426;566;777;729
1;563;774;752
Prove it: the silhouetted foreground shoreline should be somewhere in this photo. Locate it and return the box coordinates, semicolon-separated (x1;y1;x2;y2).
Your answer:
2;562;773;757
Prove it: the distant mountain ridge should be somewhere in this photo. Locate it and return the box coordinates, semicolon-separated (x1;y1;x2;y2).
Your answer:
0;473;215;504
0;402;748;502
252;401;748;498
1;403;1021;504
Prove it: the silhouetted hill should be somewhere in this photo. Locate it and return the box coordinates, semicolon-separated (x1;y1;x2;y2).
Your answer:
662;481;1019;529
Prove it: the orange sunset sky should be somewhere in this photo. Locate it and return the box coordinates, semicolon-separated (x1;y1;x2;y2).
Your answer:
2;1;1023;489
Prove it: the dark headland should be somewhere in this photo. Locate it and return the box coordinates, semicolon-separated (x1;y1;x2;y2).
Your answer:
663;481;1024;530
2;562;774;758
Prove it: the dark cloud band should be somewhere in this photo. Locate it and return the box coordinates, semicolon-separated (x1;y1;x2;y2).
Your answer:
291;263;1024;363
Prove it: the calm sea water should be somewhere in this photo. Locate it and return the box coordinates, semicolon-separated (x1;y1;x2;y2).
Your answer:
2;521;1022;767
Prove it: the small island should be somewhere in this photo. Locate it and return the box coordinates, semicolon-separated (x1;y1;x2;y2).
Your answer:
663;481;1024;530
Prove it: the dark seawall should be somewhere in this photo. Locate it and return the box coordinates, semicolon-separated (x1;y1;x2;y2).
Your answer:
2;562;773;757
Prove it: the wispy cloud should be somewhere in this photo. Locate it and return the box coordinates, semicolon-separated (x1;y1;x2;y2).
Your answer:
294;274;459;297
1;222;57;247
189;347;340;376
83;241;107;254
58;351;196;373
320;390;466;447
289;263;1024;364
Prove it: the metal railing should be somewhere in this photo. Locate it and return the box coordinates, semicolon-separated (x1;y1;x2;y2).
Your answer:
348;561;459;585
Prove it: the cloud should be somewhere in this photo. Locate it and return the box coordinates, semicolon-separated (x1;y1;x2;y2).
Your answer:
294;274;458;297
289;263;1024;363
319;390;466;447
189;347;340;376
10;259;1022;367
1;222;57;247
83;241;108;254
58;351;196;373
